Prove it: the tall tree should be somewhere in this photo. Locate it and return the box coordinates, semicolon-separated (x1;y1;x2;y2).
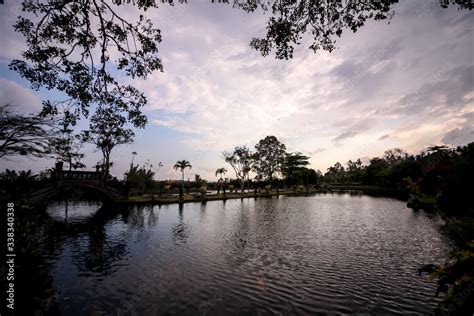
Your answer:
173;160;192;197
362;158;389;185
215;167;227;180
215;167;227;195
282;152;310;186
346;158;363;183
383;148;409;165
223;146;252;193
49;120;85;171
82;107;134;176
253;136;287;185
0;103;54;158
324;162;346;183
9;0;168;128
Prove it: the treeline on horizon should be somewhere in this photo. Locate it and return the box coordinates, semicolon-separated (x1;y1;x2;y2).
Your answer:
1;134;473;215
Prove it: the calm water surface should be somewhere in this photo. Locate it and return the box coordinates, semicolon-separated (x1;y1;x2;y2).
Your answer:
44;194;453;315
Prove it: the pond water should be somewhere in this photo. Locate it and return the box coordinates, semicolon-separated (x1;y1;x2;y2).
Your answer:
43;193;453;315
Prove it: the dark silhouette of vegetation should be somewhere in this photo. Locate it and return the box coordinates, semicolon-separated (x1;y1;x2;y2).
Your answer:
124;162;156;195
239;0;398;59
419;241;474;315
223;146;252;193
173;160;192;197
228;0;472;59
81;107;134;176
0;169;47;199
9;0;163;129
282;152;310;186
0;104;55;158
215;167;227;194
49;120;85;171
224;136;323;191
322;143;474;217
253;136;286;185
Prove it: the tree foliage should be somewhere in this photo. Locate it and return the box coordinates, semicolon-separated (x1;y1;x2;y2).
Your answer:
124;162;155;195
173;159;192;196
82;107;134;176
215;167;227;194
253;136;286;183
215;167;227;179
228;0;472;59
9;0;177;128
419;241;474;315
223;146;252;192
282;152;310;185
0;103;55;158
49;121;85;171
241;0;398;59
324;161;346;183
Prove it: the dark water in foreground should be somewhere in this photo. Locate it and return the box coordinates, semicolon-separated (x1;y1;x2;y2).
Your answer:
44;194;453;315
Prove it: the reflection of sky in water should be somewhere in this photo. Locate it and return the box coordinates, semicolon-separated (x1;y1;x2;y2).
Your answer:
46;201;103;222
47;194;455;315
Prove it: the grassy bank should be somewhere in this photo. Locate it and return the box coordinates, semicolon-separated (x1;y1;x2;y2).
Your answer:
123;185;408;205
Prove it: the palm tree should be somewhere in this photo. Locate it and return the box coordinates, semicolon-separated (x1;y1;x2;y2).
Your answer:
215;167;227;180
215;167;227;195
131;151;137;165
174;160;192;197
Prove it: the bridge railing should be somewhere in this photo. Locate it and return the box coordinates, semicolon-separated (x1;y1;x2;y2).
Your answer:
55;170;104;181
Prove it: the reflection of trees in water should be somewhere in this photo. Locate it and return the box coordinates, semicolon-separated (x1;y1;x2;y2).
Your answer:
46;203;157;276
121;205;158;227
223;201;252;266
172;203;190;244
11;206;61;315
66;205;129;276
72;226;127;276
71;205;161;275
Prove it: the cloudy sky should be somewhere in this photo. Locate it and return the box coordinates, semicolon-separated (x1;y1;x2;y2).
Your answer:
0;1;473;180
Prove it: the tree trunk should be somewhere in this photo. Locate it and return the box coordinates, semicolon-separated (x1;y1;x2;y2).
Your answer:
181;171;184;198
104;152;111;180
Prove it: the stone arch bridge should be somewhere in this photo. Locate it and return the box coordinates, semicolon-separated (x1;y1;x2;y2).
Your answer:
27;171;128;203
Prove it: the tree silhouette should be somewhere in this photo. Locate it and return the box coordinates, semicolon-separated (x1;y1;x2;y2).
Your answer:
282;152;310;186
229;0;472;59
253;136;287;185
223;146;252;193
215;167;227;180
173;160;192;197
346;159;363;183
124;162;156;195
215;167;227;194
82;107;134;176
9;0;168;128
49;120;85;171
324;161;346;183
0;104;55;158
383;148;409;166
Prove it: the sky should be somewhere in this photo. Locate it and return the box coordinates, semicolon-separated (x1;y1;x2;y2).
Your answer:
0;1;473;181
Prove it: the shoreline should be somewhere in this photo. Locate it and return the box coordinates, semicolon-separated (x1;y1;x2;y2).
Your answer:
118;185;409;205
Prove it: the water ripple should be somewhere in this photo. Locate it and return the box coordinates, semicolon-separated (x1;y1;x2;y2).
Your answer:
46;194;453;315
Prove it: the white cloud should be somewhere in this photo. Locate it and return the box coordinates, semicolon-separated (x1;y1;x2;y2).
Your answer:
0;78;42;114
